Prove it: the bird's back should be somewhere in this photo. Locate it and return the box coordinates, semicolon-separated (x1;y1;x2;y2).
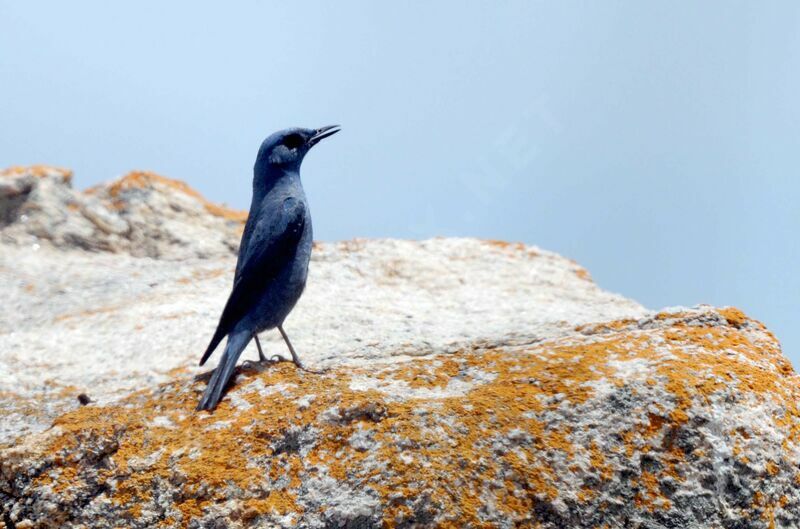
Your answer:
235;176;310;279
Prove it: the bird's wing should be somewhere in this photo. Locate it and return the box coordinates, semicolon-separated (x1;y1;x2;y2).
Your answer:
199;197;306;365
234;209;259;281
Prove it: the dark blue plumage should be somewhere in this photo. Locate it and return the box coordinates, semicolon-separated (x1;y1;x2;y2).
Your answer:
197;125;340;411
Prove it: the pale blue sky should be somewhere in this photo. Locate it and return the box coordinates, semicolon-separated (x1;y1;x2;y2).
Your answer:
1;2;798;365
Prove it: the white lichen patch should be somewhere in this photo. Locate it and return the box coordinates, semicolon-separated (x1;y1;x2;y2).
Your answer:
607;357;651;379
295;394;316;410
203;420;233;432
348;425;379;452
150;415;176;429
127;448;164;472
241;379;297;399
348;374;479;400
227;391;253;411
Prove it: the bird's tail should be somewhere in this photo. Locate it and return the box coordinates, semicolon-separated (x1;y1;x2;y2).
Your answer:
199;326;227;366
196;330;251;411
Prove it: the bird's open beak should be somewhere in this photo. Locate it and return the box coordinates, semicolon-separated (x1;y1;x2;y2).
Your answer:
308;125;341;146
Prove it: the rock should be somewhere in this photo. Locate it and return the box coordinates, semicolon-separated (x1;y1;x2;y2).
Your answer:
2;308;798;528
0;166;798;528
0;236;640;445
0;166;245;259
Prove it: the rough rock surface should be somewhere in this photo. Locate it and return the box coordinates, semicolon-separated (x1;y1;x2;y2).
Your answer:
0;168;642;445
1;167;798;528
0;166;245;258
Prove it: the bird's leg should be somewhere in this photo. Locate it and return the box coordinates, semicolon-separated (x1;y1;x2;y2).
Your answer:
254;334;287;363
254;334;267;362
277;324;326;374
277;324;304;368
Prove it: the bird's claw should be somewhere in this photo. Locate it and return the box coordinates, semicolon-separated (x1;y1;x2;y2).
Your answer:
251;353;327;374
271;354;327;374
294;362;328;375
241;359;260;370
245;356;293;369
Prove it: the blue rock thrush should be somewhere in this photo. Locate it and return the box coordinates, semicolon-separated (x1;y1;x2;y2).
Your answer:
197;125;340;411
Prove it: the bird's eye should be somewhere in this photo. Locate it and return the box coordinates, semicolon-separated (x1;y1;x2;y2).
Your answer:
283;134;304;150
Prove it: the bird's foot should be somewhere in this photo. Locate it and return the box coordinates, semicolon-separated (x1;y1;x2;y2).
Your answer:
241;359;263;370
293;361;328;375
269;354;327;374
242;356;286;371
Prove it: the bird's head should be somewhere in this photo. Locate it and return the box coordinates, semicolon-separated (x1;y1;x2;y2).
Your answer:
255;125;341;173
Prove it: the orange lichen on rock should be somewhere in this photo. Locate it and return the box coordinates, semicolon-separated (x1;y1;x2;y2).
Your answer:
575;318;639;334
719;307;748;328
483;239;529;253
88;171;247;224
387;357;461;389
104;171;204;200
1;165;73;183
202;201;248;223
5;307;799;528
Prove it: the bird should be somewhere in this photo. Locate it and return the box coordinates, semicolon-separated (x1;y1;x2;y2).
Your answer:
196;125;340;411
